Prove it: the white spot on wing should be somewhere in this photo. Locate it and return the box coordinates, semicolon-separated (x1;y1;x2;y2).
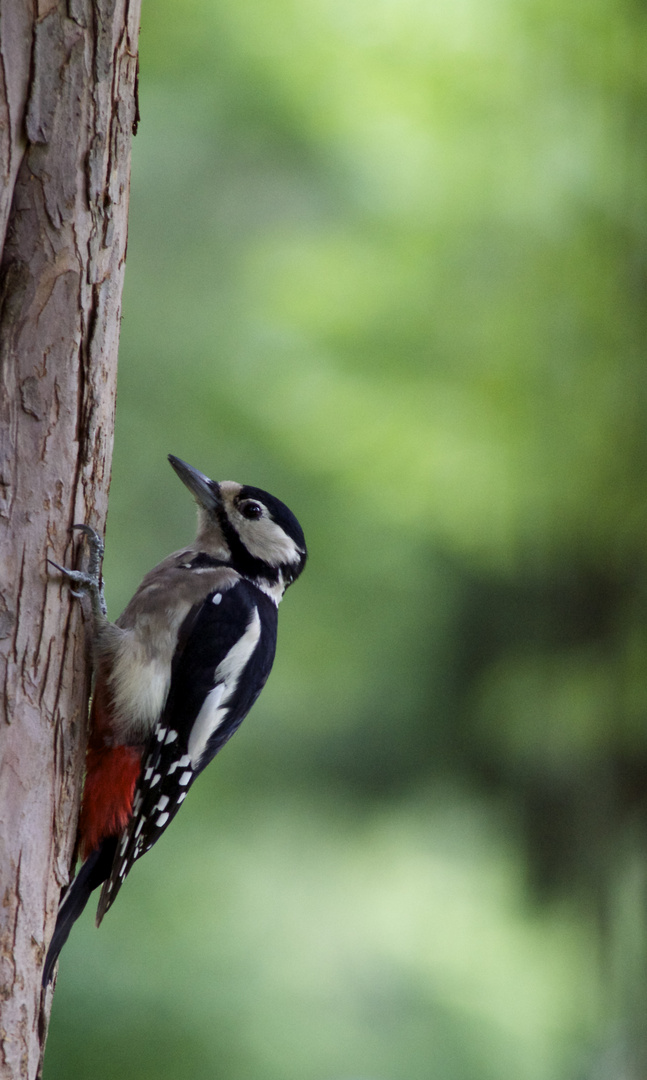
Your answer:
179;771;192;785
164;729;178;744
167;755;190;774
177;792;187;804
155;795;169;812
156;812;169;828
212;593;222;604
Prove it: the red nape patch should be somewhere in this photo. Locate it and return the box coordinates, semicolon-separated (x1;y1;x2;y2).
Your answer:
79;745;142;860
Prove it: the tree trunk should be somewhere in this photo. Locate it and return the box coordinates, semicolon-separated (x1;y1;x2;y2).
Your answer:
0;2;141;1076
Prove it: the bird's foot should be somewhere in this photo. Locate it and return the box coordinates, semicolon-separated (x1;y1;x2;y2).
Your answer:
71;524;104;582
49;525;107;617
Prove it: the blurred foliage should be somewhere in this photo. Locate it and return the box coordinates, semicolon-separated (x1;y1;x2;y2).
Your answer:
45;0;647;1077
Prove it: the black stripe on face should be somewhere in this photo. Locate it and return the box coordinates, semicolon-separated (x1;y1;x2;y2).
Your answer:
217;486;306;585
215;506;282;584
238;486;307;557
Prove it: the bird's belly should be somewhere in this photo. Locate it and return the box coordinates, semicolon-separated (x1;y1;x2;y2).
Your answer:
106;647;171;744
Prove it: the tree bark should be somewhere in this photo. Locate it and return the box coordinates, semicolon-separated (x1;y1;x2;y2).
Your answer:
0;1;141;1076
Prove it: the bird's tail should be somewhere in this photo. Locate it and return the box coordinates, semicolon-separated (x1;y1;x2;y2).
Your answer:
42;835;117;986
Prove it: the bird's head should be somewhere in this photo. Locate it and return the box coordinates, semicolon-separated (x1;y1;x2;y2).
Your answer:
168;454;307;601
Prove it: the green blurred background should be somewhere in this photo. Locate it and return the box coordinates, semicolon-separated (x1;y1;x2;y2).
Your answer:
45;0;647;1077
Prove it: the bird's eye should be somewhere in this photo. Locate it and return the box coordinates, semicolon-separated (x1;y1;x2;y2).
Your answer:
240;500;263;520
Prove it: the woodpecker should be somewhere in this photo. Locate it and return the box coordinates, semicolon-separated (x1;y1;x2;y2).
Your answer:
43;455;307;984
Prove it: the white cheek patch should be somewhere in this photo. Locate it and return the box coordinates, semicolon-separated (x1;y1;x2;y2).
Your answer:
220;484;302;568
236;517;302;568
187;606;261;768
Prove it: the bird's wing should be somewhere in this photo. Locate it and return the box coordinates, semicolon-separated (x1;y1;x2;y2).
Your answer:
96;579;276;923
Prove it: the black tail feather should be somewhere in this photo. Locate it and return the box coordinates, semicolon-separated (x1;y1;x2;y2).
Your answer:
42;836;118;986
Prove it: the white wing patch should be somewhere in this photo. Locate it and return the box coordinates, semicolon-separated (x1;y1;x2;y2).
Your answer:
186;683;225;768
214;606;262;685
187;605;261;768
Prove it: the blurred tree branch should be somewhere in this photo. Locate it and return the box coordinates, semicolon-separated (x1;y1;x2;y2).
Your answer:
0;1;141;1075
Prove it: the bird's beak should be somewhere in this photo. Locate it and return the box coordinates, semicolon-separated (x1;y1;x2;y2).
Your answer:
168;455;222;512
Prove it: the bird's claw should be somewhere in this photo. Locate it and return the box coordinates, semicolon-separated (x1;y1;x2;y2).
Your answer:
71;524;104;584
49;526;107;617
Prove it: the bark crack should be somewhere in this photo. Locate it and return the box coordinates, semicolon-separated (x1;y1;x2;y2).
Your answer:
10;851;23;997
10;547;26;669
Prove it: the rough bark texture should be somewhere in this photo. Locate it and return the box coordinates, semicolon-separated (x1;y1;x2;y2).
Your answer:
0;1;141;1076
